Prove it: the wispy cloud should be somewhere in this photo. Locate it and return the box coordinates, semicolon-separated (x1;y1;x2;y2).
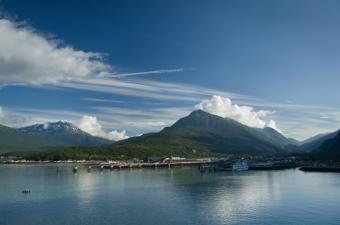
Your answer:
91;106;192;133
108;68;185;78
268;107;340;140
0;18;254;104
82;97;124;104
57;76;252;102
1;17;340;140
54;80;213;103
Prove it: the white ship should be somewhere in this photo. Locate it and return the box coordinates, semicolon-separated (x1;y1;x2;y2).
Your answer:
232;160;249;171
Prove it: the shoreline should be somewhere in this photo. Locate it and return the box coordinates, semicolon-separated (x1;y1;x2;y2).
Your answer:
3;160;340;173
299;166;340;172
0;161;101;165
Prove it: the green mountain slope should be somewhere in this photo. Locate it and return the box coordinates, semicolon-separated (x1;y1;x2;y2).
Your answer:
298;131;338;152
314;131;340;156
0;124;61;153
109;110;284;158
301;132;333;145
258;127;299;147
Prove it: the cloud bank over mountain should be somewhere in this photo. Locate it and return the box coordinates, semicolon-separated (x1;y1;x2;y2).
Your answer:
196;95;281;132
78;115;128;141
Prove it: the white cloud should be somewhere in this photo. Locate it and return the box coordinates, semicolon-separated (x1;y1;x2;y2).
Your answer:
106;130;128;141
0;106;4;118
1;19;339;140
195;95;281;131
43;122;49;129
320;116;329;119
83;97;124;104
0;19;254;103
0;19;110;86
78;115;128;141
0;105;38;127
266;120;282;133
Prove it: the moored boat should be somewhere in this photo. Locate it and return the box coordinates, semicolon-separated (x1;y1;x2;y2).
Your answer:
232;160;249;171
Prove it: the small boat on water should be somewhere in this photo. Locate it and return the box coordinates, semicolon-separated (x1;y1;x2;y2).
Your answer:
22;189;30;194
232;160;249;172
72;166;78;173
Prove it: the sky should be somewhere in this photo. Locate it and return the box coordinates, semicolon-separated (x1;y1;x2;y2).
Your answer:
1;0;340;140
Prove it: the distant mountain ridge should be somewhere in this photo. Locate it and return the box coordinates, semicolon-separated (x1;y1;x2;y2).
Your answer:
301;132;334;145
108;110;287;157
0;121;114;154
19;121;113;147
258;127;299;147
2;110;339;158
298;131;338;153
0;124;60;153
314;131;340;155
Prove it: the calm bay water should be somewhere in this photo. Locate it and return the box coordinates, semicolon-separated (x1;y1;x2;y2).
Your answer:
0;165;340;225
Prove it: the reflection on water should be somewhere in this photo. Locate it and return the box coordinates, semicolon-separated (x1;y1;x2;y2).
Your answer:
0;165;340;225
209;173;279;224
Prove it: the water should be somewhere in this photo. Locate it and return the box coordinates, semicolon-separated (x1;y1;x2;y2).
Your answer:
1;165;340;225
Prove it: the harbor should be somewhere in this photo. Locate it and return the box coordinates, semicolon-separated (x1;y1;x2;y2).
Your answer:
71;159;301;173
72;160;217;172
4;156;340;173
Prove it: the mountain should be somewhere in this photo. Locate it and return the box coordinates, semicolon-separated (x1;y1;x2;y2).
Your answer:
314;131;340;155
108;110;284;158
287;138;300;146
298;131;338;152
301;132;334;145
19;121;113;147
258;127;300;147
0;124;61;153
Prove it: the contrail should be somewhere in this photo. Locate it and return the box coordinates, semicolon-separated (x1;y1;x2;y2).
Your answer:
108;68;185;78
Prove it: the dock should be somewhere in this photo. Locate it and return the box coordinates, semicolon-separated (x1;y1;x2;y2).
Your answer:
73;161;216;172
299;166;340;172
249;163;297;170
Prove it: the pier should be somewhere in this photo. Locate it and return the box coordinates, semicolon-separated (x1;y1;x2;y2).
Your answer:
73;161;216;172
299;166;340;172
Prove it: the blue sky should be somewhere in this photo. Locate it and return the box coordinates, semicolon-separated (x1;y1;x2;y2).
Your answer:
1;0;340;140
